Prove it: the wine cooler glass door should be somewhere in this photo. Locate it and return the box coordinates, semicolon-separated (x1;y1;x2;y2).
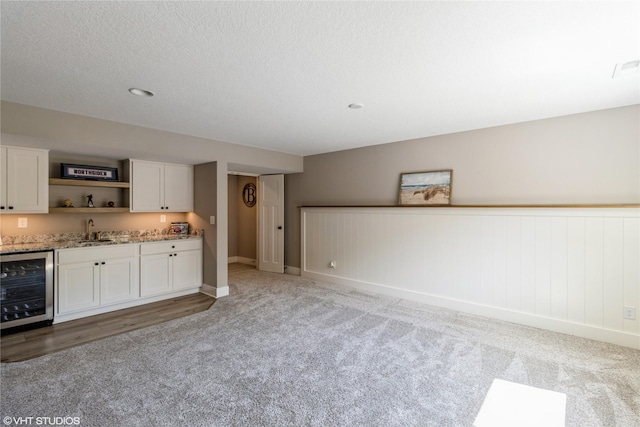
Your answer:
1;251;54;329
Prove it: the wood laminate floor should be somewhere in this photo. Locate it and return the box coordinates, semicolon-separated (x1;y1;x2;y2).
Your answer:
1;292;215;363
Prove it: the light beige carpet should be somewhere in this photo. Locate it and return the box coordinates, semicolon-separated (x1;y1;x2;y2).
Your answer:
2;264;639;426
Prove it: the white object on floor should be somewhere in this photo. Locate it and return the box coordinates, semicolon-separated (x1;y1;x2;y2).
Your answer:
474;379;567;427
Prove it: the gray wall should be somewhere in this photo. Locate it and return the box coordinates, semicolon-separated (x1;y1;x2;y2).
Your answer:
236;176;257;260
1;101;304;173
228;175;257;260
192;162;218;287
228;176;239;257
285;105;640;268
1;101;303;290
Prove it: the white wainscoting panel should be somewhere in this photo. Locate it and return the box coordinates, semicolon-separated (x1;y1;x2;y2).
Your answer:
301;207;640;348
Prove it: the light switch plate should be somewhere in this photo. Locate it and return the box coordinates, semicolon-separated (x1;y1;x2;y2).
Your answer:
18;218;28;228
210;216;215;225
160;215;166;223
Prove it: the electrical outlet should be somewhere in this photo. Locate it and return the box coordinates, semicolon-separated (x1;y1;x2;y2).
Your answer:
18;218;28;228
623;306;636;320
160;215;166;223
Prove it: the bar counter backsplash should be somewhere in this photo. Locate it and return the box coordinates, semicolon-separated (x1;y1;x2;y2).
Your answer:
0;228;203;254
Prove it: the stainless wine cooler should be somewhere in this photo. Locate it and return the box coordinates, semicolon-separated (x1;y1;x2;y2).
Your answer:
1;251;54;330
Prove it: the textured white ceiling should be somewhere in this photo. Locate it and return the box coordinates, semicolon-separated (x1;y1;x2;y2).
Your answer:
1;1;638;156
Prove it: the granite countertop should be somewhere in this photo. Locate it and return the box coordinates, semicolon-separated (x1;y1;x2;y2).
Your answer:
0;231;202;255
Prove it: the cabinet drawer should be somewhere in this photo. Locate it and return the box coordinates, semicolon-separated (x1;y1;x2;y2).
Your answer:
140;239;202;255
58;243;139;264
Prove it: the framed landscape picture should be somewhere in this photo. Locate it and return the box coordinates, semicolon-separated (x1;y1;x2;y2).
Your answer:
399;169;452;206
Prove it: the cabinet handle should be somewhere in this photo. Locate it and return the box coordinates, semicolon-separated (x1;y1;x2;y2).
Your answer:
94;262;99;266
169;254;173;257
165;206;169;210
101;261;105;265
0;206;4;210
174;253;177;257
171;245;175;249
8;206;14;210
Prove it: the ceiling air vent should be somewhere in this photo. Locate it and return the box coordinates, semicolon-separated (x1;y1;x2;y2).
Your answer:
612;60;639;79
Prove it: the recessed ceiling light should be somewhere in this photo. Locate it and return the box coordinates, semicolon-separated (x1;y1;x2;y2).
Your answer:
612;60;639;79
128;88;154;97
348;103;364;109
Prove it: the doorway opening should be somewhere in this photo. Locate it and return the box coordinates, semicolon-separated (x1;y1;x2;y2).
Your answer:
228;174;257;270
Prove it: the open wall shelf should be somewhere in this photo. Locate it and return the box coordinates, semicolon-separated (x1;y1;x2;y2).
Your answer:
49;178;130;213
49;207;129;214
49;178;130;188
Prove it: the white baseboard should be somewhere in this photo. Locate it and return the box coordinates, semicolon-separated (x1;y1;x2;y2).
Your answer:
302;270;640;350
285;265;301;276
200;283;216;297
215;286;229;298
228;256;256;266
227;259;299;275
200;283;229;298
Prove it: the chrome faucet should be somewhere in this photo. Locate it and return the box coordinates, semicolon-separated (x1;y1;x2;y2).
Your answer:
86;219;94;240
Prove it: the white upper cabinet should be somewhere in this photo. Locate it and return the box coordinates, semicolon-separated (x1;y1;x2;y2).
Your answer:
127;160;193;212
164;163;194;212
129;160;164;212
0;146;49;213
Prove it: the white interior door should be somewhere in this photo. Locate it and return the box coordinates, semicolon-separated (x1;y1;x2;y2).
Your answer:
258;174;284;273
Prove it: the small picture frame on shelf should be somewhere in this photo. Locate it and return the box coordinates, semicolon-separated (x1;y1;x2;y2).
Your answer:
398;169;452;206
61;163;118;181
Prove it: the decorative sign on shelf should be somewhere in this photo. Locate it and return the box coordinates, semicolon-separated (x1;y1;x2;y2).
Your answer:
61;163;119;181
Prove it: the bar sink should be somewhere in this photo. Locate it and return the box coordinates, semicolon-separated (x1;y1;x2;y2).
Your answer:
76;239;113;245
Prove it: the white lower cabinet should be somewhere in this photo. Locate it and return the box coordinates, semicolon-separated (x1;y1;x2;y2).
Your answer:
55;239;203;322
57;261;101;313
140;239;202;297
172;249;201;290
57;244;139;316
139;253;172;296
101;257;139;305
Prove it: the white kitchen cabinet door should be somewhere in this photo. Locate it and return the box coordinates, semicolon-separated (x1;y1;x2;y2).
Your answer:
172;249;202;290
100;257;139;305
57;262;101;314
1;146;48;213
130;160;164;212
140;253;173;297
129;160;193;212
164;163;194;212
